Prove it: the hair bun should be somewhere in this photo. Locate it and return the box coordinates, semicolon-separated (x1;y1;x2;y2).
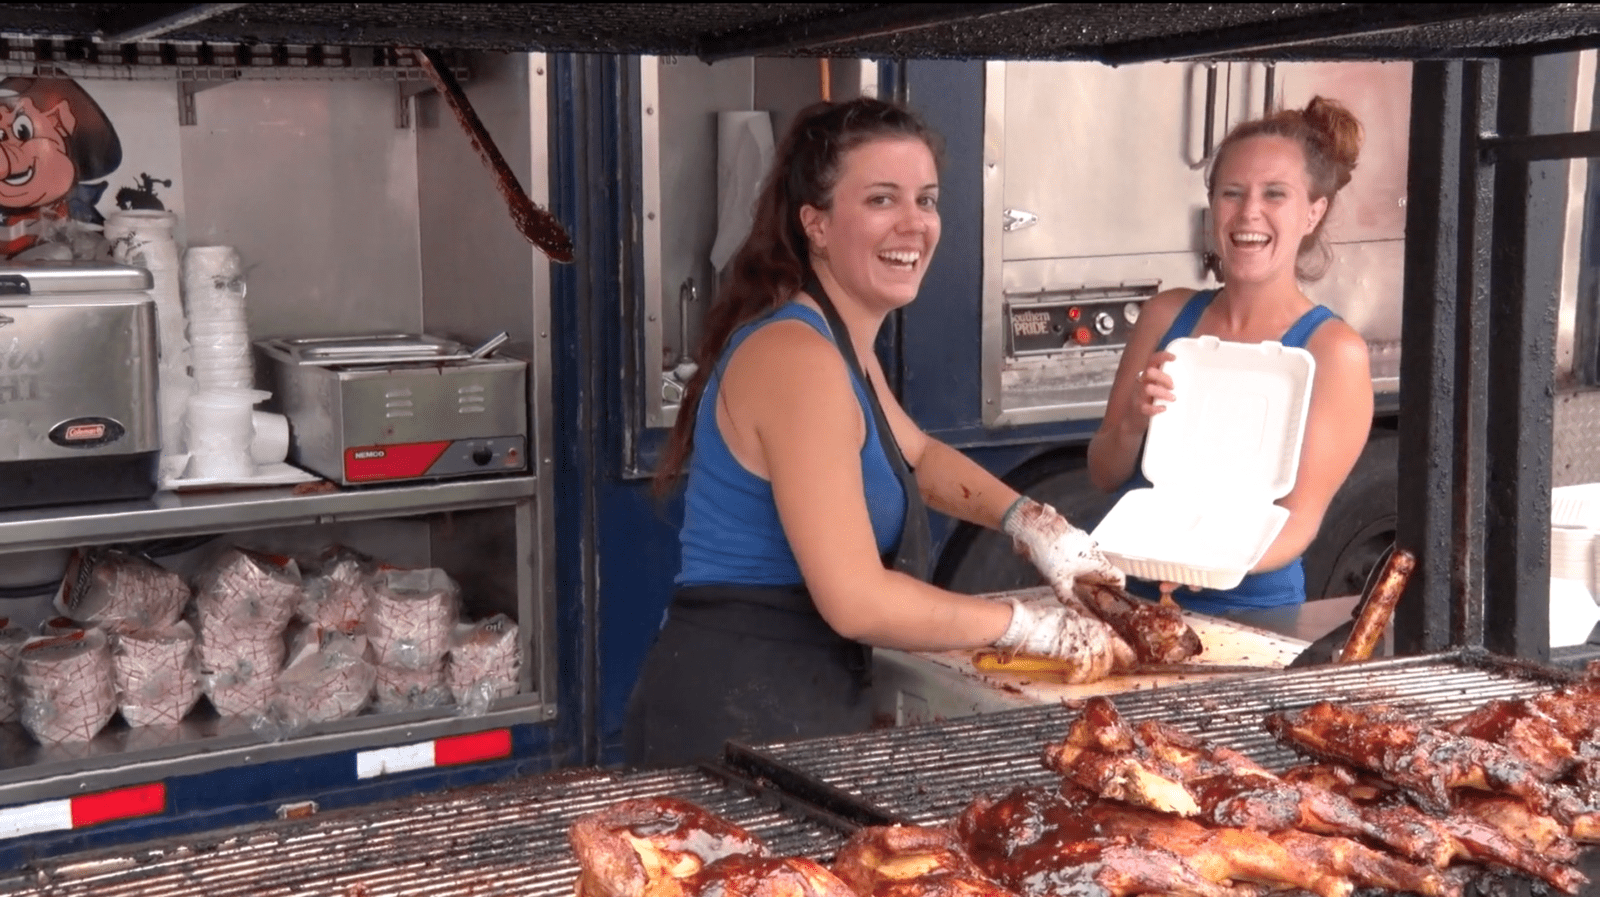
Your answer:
1302;96;1363;190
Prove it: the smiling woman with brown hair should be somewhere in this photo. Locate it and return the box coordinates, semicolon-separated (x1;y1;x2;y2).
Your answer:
1088;96;1374;617
625;97;1132;768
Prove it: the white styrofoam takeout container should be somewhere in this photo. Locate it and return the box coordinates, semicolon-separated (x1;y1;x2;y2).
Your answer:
1091;335;1316;590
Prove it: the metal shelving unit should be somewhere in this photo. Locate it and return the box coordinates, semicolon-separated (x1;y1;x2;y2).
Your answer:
0;476;536;555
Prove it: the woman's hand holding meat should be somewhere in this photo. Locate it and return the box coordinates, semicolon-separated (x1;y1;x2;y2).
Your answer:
1002;497;1126;597
991;594;1135;682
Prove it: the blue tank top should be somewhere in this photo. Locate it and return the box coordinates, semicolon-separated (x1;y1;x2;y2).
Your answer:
676;303;907;587
1114;289;1337;615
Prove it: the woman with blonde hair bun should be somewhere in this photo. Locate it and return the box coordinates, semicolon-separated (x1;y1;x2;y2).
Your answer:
1087;96;1374;615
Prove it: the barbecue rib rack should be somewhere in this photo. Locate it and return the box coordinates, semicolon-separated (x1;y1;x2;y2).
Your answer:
6;650;1599;897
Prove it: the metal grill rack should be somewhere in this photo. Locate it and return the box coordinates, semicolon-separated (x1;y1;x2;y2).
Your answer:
725;651;1581;827
0;766;853;897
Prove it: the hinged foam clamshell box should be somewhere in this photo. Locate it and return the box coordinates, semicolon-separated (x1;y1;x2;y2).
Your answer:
1091;335;1315;590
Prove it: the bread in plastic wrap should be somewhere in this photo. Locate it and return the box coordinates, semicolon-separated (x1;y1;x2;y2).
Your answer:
194;548;302;638
113;621;200;728
371;661;452;714
53;548;189;632
18;629;117;744
447;613;520;715
369;568;459;670
0;621;30;723
297;545;375;633
269;628;375;729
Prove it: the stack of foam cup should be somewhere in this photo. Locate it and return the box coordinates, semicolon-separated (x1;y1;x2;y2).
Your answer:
182;246;253;391
185;387;271;480
108;211;194;485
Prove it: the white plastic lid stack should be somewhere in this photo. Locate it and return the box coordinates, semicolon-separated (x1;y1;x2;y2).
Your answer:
1550;526;1597;590
1092;336;1316;590
17;629;117;745
112;621;200;728
369;568;460;670
447;614;520;713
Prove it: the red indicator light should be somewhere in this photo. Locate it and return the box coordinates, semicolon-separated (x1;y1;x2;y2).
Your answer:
1067;307;1081;321
1074;327;1093;345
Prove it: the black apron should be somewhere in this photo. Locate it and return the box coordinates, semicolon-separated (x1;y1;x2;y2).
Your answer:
623;279;932;768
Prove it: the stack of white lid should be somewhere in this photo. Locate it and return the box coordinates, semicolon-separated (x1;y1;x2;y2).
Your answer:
1550;483;1600;647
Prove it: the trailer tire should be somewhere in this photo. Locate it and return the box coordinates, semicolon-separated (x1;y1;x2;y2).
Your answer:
934;458;1115;595
1300;432;1398;601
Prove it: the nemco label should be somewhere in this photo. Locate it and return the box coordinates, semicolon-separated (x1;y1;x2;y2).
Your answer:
48;417;125;449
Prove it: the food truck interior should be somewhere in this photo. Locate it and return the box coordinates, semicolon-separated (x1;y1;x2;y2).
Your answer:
0;2;1597;893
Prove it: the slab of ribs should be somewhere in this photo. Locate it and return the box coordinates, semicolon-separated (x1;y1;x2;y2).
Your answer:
570;666;1600;897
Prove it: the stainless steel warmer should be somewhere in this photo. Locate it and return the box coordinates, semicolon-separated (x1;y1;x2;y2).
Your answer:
0;261;159;511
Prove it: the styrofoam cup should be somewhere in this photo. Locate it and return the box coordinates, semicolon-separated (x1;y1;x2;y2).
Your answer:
250;411;290;465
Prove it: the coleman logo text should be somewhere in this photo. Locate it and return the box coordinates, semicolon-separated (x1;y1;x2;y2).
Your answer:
64;423;105;441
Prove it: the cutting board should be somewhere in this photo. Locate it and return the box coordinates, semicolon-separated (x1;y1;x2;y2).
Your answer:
872;594;1309;725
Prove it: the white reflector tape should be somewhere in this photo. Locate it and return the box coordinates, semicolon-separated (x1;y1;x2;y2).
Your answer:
0;799;73;839
356;742;435;780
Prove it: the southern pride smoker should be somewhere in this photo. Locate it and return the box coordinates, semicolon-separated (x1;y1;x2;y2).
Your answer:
0;261;160;511
258;334;527;485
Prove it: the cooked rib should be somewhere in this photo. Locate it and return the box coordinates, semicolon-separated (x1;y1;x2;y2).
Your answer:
1075;582;1202;664
1447;698;1579;781
1283;763;1588;894
831;824;1017;897
1265;701;1556;814
568;796;768;897
956;785;1260;897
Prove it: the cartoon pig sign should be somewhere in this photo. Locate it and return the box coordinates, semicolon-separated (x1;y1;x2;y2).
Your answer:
0;76;121;259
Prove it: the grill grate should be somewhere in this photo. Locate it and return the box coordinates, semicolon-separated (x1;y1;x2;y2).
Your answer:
4;766;852;897
726;651;1581;827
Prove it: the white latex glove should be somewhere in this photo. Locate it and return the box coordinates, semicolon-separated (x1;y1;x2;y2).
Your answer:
992;596;1135;683
1002;497;1127;594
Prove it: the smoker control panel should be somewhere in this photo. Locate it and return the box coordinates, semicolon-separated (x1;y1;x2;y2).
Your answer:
1006;292;1149;357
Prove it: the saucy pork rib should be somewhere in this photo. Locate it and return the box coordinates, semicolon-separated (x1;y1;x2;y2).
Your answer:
1074;582;1202;664
1264;701;1557;815
1042;697;1452;865
830;824;1017;897
1281;763;1588;894
959;783;1457;897
568;796;855;897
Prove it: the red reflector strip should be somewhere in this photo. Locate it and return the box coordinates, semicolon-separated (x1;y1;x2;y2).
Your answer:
434;729;511;767
71;783;166;828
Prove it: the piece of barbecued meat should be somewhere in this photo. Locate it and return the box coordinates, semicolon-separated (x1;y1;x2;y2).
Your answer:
1447;698;1580;782
831;824;1017;897
1043;700;1452;865
568;796;770;897
1282;763;1588;894
676;855;859;897
1041;697;1199;816
1075;581;1202;664
960;783;1458;897
1265;701;1557;815
956;785;1259;897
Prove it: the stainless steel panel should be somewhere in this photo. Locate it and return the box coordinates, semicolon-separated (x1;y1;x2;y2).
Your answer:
1553;390;1600;487
0;476;536;555
1001;60;1209;263
0;261;152;294
0;296;159;458
179;79;425;339
261;334;467;365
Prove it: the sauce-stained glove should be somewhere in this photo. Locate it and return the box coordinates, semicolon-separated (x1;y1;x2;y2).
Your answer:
1002;497;1127;595
992;595;1135;683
